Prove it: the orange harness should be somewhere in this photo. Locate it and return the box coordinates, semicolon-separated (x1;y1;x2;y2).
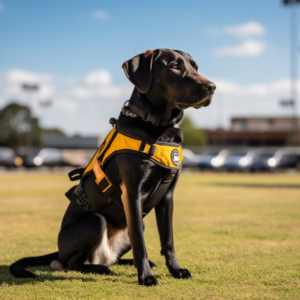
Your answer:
68;128;183;223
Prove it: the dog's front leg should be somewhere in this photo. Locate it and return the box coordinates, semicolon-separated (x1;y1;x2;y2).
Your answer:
120;183;158;286
155;189;192;279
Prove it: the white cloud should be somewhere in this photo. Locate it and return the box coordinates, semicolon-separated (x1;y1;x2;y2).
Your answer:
0;3;3;11
224;22;265;39
84;70;112;86
0;68;133;135
4;83;53;99
212;78;290;98
2;68;298;135
1;69;55;103
213;39;266;57
63;78;78;86
69;69;132;101
93;10;108;20
54;99;78;114
6;69;53;84
186;77;297;129
71;85;131;100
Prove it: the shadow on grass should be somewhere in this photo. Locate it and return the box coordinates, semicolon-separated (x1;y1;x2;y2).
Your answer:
210;183;300;189
0;265;99;286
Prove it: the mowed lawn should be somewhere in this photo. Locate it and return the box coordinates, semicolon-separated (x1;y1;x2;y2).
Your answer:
0;172;300;300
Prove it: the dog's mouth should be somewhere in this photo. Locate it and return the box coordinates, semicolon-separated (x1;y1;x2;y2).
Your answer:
176;93;212;110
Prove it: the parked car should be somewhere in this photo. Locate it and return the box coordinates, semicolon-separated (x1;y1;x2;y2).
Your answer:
210;149;248;170
26;148;78;167
182;149;203;168
248;151;277;171
238;149;276;171
0;147;23;168
197;150;221;170
267;149;300;170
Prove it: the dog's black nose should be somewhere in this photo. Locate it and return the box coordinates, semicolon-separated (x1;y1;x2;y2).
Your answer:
202;82;216;94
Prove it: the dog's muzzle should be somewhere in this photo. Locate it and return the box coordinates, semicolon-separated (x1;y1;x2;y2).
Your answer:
176;93;213;109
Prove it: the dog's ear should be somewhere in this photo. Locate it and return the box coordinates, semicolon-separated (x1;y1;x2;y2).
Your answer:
122;50;157;94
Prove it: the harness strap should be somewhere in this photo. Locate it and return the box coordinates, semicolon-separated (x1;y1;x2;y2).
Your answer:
74;182;91;211
68;170;177;223
128;102;169;127
68;168;85;181
142;170;177;216
66;126;181;223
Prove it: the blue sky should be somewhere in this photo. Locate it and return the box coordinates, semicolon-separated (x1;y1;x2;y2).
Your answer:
0;0;298;135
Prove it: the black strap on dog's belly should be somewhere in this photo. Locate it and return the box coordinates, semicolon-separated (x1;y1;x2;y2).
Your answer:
98;170;176;222
142;171;176;216
67;169;177;224
65;185;77;200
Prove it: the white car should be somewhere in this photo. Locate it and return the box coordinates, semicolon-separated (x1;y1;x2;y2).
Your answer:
182;148;203;168
267;149;300;169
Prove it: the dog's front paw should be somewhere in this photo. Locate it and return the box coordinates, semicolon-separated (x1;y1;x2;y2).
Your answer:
139;275;158;286
169;268;192;279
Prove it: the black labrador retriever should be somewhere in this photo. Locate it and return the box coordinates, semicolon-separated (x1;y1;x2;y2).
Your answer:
10;49;216;286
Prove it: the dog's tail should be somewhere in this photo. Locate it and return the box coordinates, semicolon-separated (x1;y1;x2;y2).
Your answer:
9;252;59;278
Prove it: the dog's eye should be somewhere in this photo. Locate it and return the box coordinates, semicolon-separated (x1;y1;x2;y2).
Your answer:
172;65;180;70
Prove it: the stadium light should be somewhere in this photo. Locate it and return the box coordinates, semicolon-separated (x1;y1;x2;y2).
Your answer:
283;0;300;4
22;83;40;157
282;0;299;146
280;99;295;107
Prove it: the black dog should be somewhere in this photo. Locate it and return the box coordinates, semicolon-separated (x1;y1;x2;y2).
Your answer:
10;49;216;286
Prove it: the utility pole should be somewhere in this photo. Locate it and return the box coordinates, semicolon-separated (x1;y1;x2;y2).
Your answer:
283;0;300;146
22;83;39;157
39;99;52;144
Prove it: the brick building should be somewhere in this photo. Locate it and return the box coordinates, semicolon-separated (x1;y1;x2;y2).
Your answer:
204;117;300;146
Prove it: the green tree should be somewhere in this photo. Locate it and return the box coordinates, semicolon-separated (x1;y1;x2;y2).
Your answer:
0;102;65;149
179;115;207;146
43;128;65;136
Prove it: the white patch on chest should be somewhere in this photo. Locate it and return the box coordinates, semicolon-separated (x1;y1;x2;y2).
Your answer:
87;227;131;266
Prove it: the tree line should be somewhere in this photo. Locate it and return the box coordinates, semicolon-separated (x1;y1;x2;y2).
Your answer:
0;102;207;149
0;102;65;149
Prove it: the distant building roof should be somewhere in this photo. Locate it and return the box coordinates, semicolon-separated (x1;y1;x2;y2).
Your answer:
43;135;103;149
231;116;300;132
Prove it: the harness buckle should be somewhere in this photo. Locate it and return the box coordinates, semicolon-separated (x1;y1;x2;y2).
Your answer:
149;145;156;156
163;172;176;184
68;168;84;181
143;111;160;126
143;111;149;121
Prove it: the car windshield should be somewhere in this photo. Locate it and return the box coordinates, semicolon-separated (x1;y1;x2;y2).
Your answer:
257;153;274;158
281;155;298;162
0;148;14;158
38;149;62;159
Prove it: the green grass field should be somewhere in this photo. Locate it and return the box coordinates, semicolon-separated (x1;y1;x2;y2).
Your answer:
0;172;300;299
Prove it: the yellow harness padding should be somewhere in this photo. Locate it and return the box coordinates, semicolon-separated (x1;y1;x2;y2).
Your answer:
83;128;183;188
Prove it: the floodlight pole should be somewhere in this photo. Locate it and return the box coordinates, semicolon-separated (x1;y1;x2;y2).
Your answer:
290;2;299;146
22;83;39;157
39;99;52;143
284;0;299;146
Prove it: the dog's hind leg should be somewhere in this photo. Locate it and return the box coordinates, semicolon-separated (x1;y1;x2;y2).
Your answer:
116;244;156;269
115;220;156;268
57;213;114;275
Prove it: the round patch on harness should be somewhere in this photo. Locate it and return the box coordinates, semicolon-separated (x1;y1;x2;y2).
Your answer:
171;149;180;166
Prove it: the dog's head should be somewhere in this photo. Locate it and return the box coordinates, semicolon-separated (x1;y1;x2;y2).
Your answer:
122;49;216;110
